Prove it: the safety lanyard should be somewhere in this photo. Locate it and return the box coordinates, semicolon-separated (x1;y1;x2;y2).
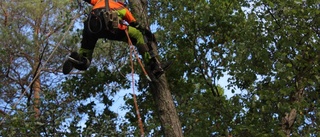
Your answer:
105;0;109;11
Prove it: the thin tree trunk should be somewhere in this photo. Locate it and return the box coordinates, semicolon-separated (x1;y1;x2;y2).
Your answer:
33;48;41;119
33;76;41;118
33;18;41;119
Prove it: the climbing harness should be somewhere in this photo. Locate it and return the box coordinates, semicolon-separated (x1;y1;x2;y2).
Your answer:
101;0;119;30
87;12;103;34
87;0;119;33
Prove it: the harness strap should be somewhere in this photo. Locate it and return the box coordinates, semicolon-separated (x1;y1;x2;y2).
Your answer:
102;0;110;30
105;0;109;11
102;0;118;30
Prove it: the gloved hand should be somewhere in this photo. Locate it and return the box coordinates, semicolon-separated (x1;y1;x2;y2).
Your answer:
129;21;155;41
129;21;143;30
140;28;153;38
130;21;150;34
83;0;91;3
117;1;127;6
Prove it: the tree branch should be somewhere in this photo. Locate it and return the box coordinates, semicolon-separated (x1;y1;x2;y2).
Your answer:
0;109;7;116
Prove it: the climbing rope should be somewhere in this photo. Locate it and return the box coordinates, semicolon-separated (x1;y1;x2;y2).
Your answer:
125;28;146;137
124;29;151;82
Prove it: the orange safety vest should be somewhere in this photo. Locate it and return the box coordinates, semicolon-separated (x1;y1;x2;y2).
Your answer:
89;0;136;23
90;0;123;10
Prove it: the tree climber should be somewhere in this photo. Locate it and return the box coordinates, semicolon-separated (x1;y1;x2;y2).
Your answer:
63;0;170;78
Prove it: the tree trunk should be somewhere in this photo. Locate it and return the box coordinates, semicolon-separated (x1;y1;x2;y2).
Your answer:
33;75;41;118
150;77;184;137
33;19;42;119
128;0;183;136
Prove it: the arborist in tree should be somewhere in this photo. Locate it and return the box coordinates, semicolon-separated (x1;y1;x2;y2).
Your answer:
63;0;171;78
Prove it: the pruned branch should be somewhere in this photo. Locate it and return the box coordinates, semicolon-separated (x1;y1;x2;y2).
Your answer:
282;108;297;136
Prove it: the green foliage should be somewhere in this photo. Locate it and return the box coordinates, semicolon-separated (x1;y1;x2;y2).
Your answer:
224;0;320;136
146;0;247;135
144;0;319;136
0;0;113;136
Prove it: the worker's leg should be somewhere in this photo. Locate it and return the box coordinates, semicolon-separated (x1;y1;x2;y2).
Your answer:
126;26;164;74
63;13;100;74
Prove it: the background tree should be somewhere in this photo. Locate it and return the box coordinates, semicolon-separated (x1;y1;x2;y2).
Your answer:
0;0;84;136
224;0;320;136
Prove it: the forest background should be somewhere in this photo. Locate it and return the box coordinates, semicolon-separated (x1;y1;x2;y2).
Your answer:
0;0;319;136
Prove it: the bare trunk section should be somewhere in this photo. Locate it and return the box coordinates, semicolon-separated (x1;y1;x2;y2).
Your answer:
150;77;183;137
33;49;41;119
33;17;42;119
128;0;183;136
281;108;297;136
33;76;41;118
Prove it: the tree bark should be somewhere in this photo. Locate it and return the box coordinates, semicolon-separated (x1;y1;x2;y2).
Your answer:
281;87;303;136
150;77;184;137
128;0;183;136
281;108;297;137
33;76;41;118
33;16;42;119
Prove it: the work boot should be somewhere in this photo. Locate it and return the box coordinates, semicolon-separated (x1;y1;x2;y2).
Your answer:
62;52;91;74
70;52;91;71
161;60;173;71
76;48;93;70
63;52;81;74
62;59;73;75
137;44;172;78
149;57;174;78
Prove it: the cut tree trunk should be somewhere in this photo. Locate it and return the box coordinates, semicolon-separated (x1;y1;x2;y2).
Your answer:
128;0;184;136
150;77;184;137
